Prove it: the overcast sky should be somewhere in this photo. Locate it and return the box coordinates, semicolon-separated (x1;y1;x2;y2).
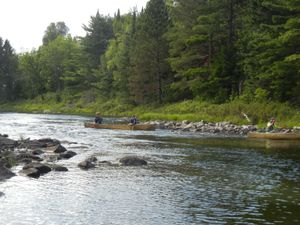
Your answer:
0;0;149;53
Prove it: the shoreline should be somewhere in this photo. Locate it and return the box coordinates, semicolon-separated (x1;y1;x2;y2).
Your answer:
1;98;300;129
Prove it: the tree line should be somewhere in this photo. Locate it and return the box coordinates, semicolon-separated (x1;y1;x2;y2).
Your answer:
0;0;299;106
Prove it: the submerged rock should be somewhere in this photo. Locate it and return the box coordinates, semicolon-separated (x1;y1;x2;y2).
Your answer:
50;164;68;172
119;156;147;166
78;156;97;169
78;160;96;169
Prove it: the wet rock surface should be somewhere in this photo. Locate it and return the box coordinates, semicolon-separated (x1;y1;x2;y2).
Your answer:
119;156;147;166
0;163;16;181
78;156;97;169
0;134;73;180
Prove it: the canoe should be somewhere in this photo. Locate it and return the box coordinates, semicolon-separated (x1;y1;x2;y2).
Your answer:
84;122;156;131
247;132;300;140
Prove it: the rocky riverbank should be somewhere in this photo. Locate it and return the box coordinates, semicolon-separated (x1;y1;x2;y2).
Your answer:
144;120;258;135
143;120;297;135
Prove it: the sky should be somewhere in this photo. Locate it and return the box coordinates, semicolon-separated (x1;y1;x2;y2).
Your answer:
0;0;149;53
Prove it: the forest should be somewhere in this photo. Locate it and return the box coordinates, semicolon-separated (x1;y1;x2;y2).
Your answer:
0;0;299;124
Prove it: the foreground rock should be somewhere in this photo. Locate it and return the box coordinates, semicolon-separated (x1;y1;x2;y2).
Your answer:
21;162;52;176
58;150;77;160
1;135;72;179
0;136;18;151
49;164;68;172
0;164;16;181
0;191;4;197
20;168;41;178
119;156;147;166
17;138;61;150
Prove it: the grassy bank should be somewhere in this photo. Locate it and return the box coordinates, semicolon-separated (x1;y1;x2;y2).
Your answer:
1;93;300;128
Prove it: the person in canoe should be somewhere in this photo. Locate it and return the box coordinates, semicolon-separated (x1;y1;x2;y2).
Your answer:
266;117;276;132
130;115;138;125
94;112;103;124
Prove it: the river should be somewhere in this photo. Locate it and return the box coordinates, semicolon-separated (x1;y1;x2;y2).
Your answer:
0;113;299;225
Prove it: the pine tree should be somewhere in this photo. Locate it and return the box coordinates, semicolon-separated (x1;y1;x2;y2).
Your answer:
241;0;300;104
81;11;114;69
130;0;171;104
0;39;18;102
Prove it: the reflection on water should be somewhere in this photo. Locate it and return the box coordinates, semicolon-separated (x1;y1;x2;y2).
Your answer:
0;113;300;225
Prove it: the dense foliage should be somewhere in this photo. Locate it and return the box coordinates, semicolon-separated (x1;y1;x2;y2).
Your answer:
0;0;299;108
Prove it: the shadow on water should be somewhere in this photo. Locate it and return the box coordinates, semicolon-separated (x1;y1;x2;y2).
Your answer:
115;133;300;224
117;133;300;151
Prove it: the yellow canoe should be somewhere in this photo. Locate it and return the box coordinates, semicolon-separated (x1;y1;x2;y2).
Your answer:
84;122;156;131
247;132;300;140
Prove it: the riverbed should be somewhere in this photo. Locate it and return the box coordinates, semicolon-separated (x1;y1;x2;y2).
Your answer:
0;113;300;225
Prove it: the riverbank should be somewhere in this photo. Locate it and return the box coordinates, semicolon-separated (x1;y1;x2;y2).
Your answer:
1;95;300;128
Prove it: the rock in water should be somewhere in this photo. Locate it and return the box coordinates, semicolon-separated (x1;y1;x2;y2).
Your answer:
119;156;147;166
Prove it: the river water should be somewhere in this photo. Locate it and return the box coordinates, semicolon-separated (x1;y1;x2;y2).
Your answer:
0;113;300;225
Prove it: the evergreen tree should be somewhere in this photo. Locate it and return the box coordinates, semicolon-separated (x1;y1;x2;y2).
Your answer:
130;0;171;104
167;0;244;102
0;38;18;102
241;0;300;105
81;11;114;69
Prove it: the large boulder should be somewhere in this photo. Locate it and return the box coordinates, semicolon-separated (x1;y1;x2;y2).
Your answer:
50;144;67;154
22;162;51;174
119;156;147;166
0;164;16;181
0;136;18;151
50;164;68;172
58;151;77;160
17;138;60;150
20;168;40;178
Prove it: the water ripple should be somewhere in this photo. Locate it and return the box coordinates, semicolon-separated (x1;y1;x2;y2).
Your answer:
1;113;300;225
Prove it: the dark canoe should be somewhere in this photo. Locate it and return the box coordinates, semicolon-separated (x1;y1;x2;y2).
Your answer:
84;122;156;131
247;132;300;140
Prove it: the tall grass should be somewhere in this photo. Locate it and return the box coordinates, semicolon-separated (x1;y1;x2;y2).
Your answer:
1;93;299;127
